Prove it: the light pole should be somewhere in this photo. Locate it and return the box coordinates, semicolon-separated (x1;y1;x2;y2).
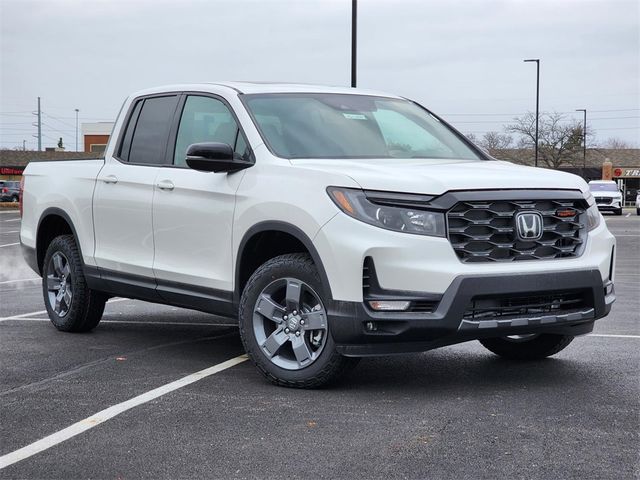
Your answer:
75;109;79;152
524;59;540;167
351;0;357;87
576;109;587;179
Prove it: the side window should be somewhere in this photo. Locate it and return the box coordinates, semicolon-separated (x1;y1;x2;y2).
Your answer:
117;99;143;161
126;95;179;165
173;95;249;167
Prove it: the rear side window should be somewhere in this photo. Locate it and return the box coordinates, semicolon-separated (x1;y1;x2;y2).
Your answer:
120;95;179;165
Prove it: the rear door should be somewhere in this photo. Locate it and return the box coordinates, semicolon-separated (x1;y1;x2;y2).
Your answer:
93;94;180;282
152;94;251;304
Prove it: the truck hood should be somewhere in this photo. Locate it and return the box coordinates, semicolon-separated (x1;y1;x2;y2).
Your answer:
291;158;588;195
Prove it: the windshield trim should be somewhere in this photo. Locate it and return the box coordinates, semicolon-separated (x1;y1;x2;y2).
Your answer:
239;93;491;162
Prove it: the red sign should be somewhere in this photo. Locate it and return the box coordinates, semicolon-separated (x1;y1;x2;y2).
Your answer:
613;168;623;177
0;167;24;175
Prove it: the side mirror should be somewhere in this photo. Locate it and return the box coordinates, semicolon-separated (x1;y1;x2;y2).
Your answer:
185;142;252;173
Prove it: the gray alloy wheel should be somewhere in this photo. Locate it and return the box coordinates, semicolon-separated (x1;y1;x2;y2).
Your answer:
41;235;107;332
252;277;328;370
46;251;73;317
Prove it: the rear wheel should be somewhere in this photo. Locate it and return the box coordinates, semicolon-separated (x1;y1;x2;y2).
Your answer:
42;235;107;332
479;333;574;360
239;253;358;388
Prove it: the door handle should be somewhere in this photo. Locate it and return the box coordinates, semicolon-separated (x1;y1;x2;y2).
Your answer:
156;180;175;191
102;175;118;184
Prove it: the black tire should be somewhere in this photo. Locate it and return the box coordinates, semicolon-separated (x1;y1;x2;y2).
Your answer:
636;208;639;216
615;208;623;216
239;253;359;388
42;235;107;332
11;195;19;203
479;334;574;360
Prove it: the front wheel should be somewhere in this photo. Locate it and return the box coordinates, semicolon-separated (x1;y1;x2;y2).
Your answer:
479;334;574;360
239;253;358;388
42;235;107;332
615;208;623;216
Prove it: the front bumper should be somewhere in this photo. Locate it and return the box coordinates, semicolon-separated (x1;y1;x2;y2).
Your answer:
328;269;614;356
597;204;622;211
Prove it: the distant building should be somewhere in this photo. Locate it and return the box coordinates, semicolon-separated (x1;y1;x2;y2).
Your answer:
82;122;114;153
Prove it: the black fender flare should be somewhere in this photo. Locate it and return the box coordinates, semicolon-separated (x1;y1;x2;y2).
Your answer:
234;221;333;306
36;207;85;272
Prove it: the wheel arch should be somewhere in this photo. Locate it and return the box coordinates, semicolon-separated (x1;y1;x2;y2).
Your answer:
36;207;83;274
234;221;332;306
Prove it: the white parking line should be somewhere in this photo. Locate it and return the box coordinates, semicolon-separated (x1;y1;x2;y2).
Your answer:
0;242;19;248
0;278;39;285
3;218;20;222
0;317;238;327
614;234;640;237
0;354;248;470
0;298;128;322
588;334;640;339
0;230;19;234
626;213;631;217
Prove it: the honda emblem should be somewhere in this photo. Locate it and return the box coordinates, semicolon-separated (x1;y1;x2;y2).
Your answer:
515;211;543;241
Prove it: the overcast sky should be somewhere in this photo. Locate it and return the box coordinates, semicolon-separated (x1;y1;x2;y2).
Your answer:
1;0;638;150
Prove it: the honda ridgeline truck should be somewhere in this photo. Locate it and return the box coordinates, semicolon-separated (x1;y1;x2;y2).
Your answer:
20;83;616;388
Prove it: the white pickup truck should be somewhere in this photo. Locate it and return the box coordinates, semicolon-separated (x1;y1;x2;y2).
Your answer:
20;82;616;388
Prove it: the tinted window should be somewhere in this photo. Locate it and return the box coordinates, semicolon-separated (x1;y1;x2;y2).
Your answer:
173;96;249;166
128;96;179;165
118;99;143;161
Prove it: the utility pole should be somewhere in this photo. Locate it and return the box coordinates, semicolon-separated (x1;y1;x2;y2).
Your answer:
22;140;26;151
576;109;587;179
523;59;540;167
351;0;357;87
75;108;80;152
33;97;42;151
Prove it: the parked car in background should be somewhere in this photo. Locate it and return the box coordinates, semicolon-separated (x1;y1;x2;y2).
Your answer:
636;191;640;215
0;180;20;202
588;180;623;215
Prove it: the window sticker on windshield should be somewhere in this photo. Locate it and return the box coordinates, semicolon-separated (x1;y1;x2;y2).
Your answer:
342;113;367;120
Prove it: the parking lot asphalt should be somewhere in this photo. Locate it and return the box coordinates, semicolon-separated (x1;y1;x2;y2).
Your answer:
0;208;638;480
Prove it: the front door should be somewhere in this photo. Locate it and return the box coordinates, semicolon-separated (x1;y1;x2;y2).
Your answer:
152;94;251;304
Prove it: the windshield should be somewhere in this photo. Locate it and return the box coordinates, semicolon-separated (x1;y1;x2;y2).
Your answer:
243;94;482;160
589;183;619;192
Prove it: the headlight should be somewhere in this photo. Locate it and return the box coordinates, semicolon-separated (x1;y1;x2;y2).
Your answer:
327;187;446;237
586;203;601;231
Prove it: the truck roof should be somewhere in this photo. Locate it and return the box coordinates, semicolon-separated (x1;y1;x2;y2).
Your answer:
128;82;403;99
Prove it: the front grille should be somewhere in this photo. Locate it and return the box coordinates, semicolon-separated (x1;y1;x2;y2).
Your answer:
447;199;586;262
464;290;589;320
595;197;611;205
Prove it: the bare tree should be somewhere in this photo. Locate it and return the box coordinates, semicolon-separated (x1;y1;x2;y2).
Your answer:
599;137;633;149
465;133;478;144
507;112;588;169
480;131;513;154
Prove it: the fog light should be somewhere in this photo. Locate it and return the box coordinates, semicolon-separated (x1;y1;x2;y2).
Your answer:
368;300;411;311
365;321;377;332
